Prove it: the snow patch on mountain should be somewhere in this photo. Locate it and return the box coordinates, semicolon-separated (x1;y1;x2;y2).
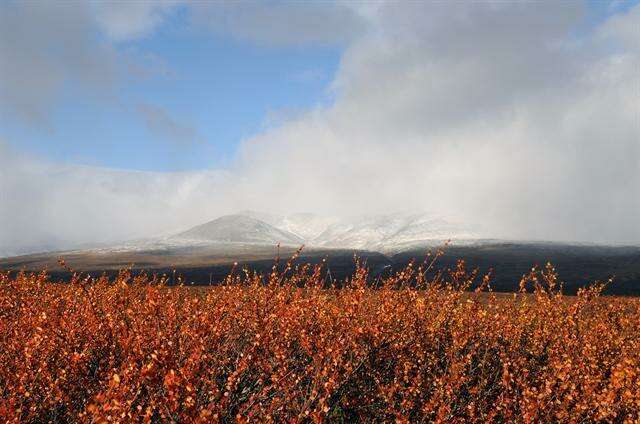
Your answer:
173;214;304;246
42;211;480;257
310;213;478;251
236;211;480;251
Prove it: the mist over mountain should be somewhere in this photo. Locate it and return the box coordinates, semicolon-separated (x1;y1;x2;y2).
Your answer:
237;211;338;241
3;208;635;261
2;2;639;257
309;213;479;252
0;210;478;258
3;209;640;296
170;211;479;253
174;214;305;246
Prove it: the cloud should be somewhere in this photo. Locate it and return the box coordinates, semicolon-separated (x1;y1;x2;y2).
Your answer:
0;1;117;129
190;0;367;47
1;1;639;255
228;1;639;244
598;4;640;50
137;103;204;145
0;1;180;132
92;0;184;42
0;140;231;256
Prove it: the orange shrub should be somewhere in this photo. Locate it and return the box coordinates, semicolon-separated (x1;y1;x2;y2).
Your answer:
0;257;639;423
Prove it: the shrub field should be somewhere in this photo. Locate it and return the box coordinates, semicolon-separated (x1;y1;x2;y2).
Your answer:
1;254;639;422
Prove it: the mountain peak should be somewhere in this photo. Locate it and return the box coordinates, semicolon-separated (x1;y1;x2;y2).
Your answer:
173;211;478;252
174;214;304;245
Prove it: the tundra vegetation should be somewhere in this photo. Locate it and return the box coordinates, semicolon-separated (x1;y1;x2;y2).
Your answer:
1;251;639;423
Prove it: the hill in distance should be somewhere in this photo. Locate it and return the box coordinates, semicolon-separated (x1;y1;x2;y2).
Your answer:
174;214;305;246
174;211;479;252
1;211;640;295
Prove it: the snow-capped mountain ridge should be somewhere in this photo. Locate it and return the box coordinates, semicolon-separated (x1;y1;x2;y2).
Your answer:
40;211;478;257
173;214;304;245
167;211;479;253
308;213;478;251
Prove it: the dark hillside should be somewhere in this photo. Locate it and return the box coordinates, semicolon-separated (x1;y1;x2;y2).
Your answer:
391;243;640;295
2;243;639;295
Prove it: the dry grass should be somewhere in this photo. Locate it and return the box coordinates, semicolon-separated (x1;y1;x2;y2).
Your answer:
1;252;639;423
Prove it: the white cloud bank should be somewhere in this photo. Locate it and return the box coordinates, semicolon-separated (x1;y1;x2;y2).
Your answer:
1;1;639;255
0;1;117;129
93;0;183;42
232;1;640;243
0;142;233;256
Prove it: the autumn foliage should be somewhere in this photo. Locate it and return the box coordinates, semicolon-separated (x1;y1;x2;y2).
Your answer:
1;253;639;423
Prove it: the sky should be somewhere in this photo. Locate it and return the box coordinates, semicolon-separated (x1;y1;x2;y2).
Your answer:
1;0;639;255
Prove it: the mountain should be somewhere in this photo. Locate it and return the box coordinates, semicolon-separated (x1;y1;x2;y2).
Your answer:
0;211;481;258
237;211;477;252
173;214;304;245
237;211;339;241
311;213;478;252
3;211;640;295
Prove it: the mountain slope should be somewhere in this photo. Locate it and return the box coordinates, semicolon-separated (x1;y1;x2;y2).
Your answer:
236;211;477;251
310;213;478;251
237;211;338;241
173;214;304;245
